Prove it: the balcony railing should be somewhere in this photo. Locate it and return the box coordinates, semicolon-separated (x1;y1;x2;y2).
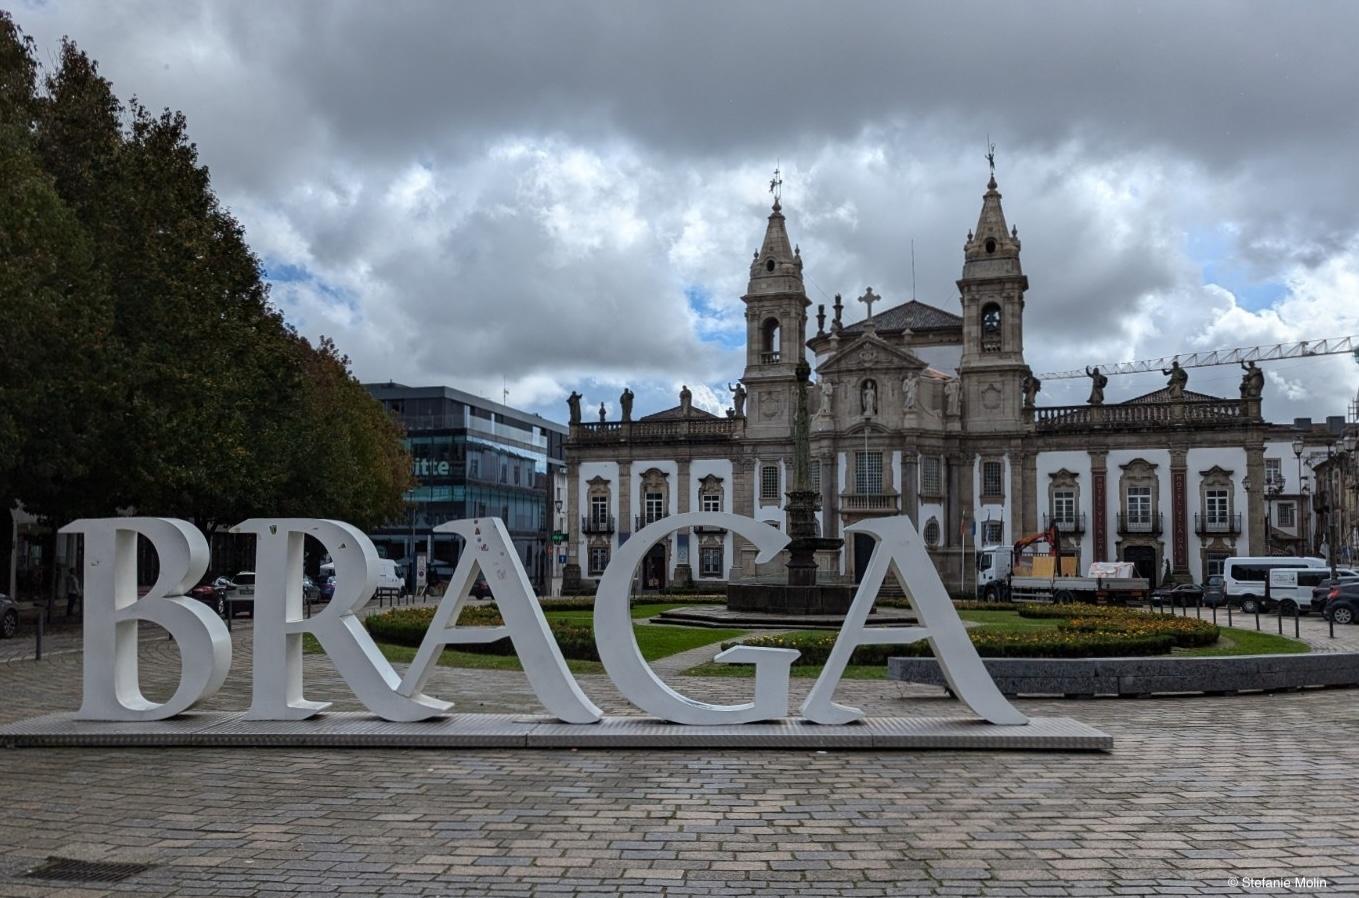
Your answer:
839;492;900;513
1117;511;1163;536
1195;512;1242;536
1034;399;1246;432
760;351;781;364
570;417;743;445
636;511;669;530
1042;512;1086;534
581;514;615;535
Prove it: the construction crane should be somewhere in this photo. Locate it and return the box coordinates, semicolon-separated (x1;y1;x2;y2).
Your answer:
1036;335;1359;380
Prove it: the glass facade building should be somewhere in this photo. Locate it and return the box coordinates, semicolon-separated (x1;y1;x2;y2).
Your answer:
364;383;566;591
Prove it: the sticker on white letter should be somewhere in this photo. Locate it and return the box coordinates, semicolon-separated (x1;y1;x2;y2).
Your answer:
60;518;231;720
800;516;1028;726
233;519;450;722
595;512;799;724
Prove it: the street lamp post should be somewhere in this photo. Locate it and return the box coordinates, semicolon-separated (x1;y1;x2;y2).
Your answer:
1346;431;1358;565
1292;437;1307;556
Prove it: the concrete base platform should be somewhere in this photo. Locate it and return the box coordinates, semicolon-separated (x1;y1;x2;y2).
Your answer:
653;604;919;629
0;712;1112;751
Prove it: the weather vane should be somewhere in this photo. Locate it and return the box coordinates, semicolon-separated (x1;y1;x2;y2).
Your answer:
986;137;996;176
769;165;783;202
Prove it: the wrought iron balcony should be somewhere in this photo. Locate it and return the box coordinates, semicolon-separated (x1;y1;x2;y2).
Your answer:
636;511;669;530
1117;511;1163;536
580;514;615;535
1195;513;1242;536
1042;512;1086;534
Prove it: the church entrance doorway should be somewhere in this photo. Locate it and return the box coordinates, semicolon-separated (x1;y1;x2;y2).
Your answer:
853;533;875;584
1122;545;1157;583
642;544;667;591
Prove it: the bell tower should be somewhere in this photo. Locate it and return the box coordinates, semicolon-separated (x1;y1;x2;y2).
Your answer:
741;172;810;437
957;158;1031;432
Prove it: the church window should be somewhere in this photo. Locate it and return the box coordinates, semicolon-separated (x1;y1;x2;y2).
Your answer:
981;459;1004;498
588;546;610;577
1265;457;1283;490
765;258;775;272
981;520;1004;545
761;318;781;363
921;456;942;497
701;492;721;513
644;491;665;525
1277;502;1295;528
700;546;724;578
1052;489;1076;527
855;451;883;494
810;460;821;493
760;464;780;501
985;237;997;254
923;517;941;547
981;303;1002;352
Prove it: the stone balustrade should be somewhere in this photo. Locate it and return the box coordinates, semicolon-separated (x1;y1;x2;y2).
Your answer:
569;417;744;445
1035;398;1248;432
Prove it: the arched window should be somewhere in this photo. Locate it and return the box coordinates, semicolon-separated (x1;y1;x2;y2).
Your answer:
981;302;1002;352
761;317;781;363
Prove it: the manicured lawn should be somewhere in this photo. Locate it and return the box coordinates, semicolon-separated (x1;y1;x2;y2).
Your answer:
1175;626;1309;656
305;607;746;672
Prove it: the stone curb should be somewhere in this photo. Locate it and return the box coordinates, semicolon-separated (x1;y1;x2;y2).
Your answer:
887;652;1359;696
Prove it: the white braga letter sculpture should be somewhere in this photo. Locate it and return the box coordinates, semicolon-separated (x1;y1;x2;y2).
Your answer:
62;512;1028;729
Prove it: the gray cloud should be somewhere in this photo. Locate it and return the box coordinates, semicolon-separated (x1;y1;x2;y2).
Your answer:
13;0;1359;422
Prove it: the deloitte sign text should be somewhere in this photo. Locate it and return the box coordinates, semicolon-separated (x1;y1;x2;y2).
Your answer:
59;513;1028;728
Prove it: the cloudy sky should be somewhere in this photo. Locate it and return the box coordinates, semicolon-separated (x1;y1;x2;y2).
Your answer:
13;0;1359;423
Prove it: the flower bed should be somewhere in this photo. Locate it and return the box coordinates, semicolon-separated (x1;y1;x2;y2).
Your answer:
728;629;1177;664
1018;603;1219;648
364;605;599;661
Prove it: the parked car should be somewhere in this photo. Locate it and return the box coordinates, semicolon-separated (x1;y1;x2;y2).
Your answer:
1322;582;1359;625
302;575;320;603
319;576;336;603
1310;571;1359;612
224;571;256;617
1;593;18;639
188;581;228;616
1224;555;1327;614
1202;575;1226;607
1151;583;1203;607
470;574;493;600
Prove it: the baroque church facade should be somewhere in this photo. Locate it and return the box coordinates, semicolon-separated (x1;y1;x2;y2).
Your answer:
562;171;1319;594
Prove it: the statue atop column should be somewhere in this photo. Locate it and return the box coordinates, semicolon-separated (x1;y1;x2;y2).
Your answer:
679;384;693;416
619;387;634;422
598;401;607;423
1085;366;1107;406
1022;373;1041;409
566;390;582;425
728;381;747;417
1162;360;1188;400
1240;361;1264;400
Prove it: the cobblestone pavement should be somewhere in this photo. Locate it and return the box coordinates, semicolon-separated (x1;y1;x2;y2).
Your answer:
3;615;1359;896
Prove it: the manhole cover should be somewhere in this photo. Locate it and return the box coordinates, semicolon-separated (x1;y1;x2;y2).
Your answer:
24;856;154;883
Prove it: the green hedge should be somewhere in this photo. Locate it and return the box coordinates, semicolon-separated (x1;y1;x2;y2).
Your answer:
364;605;600;660
728;629;1179;663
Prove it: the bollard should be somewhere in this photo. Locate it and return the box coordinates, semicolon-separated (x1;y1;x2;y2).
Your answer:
1212;603;1218;626
1255;606;1260;631
1227;602;1233;628
35;610;43;661
1331;614;1336;639
1294;604;1300;639
1196;595;1202;620
1277;606;1283;635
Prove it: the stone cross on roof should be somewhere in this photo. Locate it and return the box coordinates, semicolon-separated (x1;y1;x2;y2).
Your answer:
857;287;881;319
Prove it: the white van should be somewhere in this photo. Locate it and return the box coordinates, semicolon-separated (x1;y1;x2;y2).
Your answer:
1267;567;1357;615
1223;556;1326;614
318;558;405;598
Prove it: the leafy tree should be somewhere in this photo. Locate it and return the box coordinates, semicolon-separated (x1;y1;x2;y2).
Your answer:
0;13;412;592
